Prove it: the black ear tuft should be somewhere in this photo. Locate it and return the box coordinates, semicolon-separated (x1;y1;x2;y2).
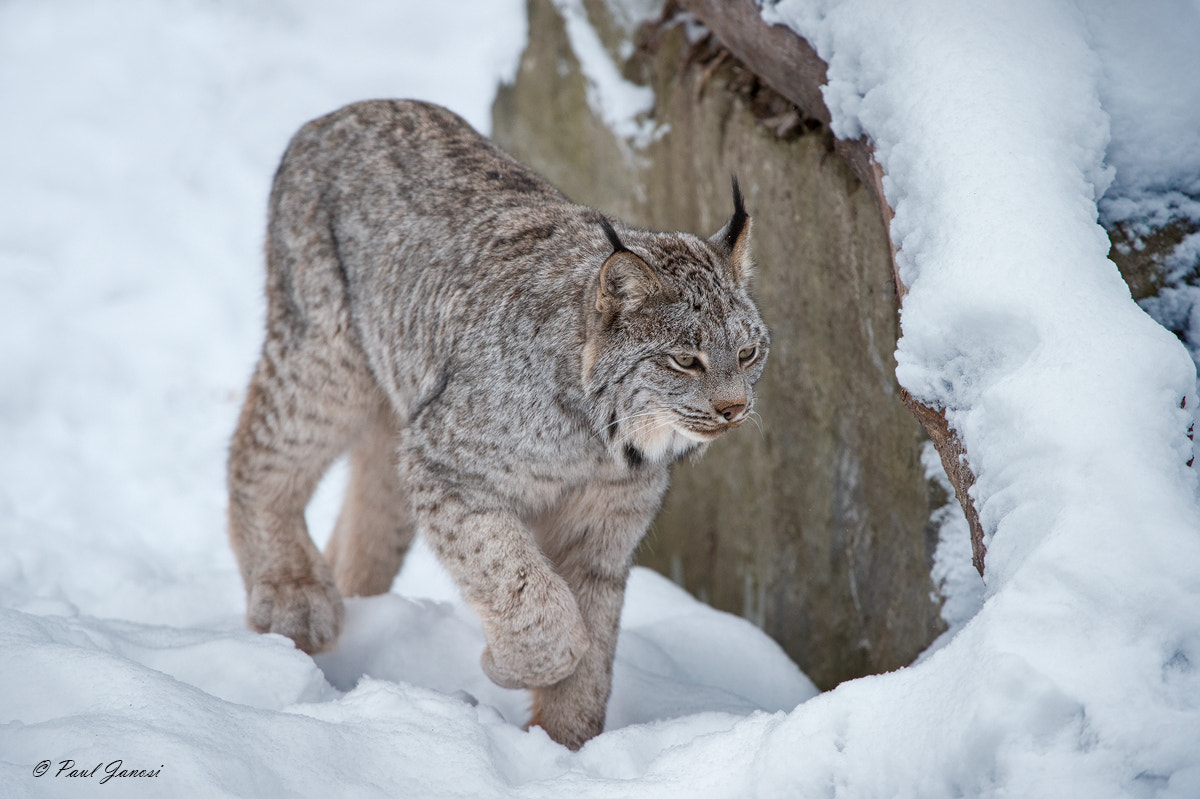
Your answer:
595;217;662;314
598;215;627;253
708;175;754;284
725;176;748;252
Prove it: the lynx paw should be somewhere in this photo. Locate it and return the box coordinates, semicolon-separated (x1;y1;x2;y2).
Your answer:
247;572;344;655
479;574;590;689
529;686;606;751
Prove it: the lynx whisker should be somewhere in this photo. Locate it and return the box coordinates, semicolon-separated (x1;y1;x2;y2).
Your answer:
623;416;680;445
592;409;663;441
623;415;671;437
748;410;765;439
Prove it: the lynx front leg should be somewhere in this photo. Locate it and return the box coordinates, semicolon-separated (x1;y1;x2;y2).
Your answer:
526;561;629;750
403;465;591;689
527;479;666;749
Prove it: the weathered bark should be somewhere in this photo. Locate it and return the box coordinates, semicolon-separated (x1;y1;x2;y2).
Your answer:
1108;218;1200;301
899;389;986;575
671;0;831;126
681;0;988;574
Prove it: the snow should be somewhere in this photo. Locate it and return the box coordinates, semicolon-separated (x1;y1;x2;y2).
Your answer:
1080;0;1200;235
1077;0;1200;376
3;0;1200;796
919;442;985;659
550;0;662;149
762;0;1200;794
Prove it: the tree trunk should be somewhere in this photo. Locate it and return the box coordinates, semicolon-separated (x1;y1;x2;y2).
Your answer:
680;0;988;574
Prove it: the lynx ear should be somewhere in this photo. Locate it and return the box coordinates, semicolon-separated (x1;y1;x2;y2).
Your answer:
709;176;753;284
596;217;662;313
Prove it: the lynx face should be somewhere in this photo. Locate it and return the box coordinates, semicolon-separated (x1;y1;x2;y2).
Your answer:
584;191;768;466
628;321;768;463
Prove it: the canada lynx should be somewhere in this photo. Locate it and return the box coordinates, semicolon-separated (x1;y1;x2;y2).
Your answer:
227;99;769;749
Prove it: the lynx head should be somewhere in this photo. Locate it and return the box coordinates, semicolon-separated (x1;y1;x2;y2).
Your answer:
583;178;769;467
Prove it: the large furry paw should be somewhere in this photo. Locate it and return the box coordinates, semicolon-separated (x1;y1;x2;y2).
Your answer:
479;572;590;689
529;685;606;751
247;571;344;655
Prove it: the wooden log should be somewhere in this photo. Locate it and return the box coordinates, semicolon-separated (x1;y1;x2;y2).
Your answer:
680;0;988;574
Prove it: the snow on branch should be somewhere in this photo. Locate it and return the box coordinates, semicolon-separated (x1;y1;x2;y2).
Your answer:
679;0;989;573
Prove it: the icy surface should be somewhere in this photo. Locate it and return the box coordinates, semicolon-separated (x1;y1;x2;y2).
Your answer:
3;0;1200;795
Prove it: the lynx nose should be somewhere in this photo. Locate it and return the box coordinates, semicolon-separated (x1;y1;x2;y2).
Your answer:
715;401;746;422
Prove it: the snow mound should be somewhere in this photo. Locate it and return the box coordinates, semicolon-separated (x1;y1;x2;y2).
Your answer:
762;0;1200;793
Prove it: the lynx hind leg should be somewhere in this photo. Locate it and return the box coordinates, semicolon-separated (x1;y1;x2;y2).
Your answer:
325;396;415;598
227;332;378;655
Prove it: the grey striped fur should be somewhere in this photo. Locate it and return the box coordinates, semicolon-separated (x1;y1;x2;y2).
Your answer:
227;100;768;749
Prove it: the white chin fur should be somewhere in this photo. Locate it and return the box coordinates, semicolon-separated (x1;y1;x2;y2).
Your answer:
616;408;707;465
675;425;717;443
636;421;701;463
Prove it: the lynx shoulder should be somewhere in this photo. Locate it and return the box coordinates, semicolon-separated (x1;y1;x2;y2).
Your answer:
227;99;769;749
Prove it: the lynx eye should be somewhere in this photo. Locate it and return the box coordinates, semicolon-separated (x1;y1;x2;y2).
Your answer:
738;344;759;365
669;353;701;372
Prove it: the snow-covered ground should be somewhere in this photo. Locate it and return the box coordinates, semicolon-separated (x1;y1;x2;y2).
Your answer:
2;0;1199;796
